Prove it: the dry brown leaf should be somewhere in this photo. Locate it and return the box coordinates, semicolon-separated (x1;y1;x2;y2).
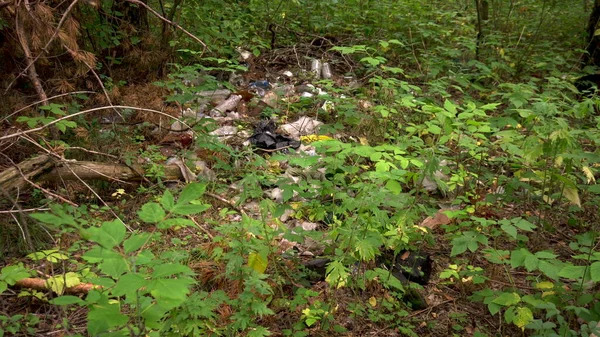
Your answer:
420;208;452;230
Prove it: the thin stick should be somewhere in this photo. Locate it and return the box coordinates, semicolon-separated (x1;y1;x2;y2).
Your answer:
0;208;51;213
188;216;214;239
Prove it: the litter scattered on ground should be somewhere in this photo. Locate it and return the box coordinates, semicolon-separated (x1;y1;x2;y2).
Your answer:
248;120;301;151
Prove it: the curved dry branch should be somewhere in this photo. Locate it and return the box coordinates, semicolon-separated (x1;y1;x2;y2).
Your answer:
0;105;195;142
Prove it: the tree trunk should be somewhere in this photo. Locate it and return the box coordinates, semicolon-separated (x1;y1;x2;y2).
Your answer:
585;0;600;65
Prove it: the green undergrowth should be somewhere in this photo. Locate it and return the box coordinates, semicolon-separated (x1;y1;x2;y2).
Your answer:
3;0;600;336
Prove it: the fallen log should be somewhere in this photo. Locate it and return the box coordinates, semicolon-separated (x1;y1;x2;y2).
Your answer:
39;160;184;183
15;277;99;295
0;155;187;195
0;155;54;192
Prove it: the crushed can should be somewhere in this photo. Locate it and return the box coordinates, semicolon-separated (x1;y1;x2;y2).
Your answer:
311;59;321;79
321;62;332;79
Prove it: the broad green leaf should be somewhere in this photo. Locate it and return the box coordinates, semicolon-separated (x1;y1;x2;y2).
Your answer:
523;255;539;272
386;179;402;194
98;257;129;278
111;273;148;297
170;203;211;216
492;292;521;306
0;265;30;285
27;250;69;263
152;264;192;278
325;260;349;289
558;265;587;280
82;246;121;263
138;203;165;223
444;99;457;115
50;295;85;305
178;183;207;204
513;307;534;329
123;232;152;253
513;218;536;231
148;278;194;309
88;302;128;335
157;218;196;229
501;223;517;239
590;262;600;282
47;272;81;295
248;252;268;274
93;220;126;248
160;190;175;211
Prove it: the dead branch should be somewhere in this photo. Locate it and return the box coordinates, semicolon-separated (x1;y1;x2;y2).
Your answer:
15;3;48;104
39;160;185;183
0;0;13;9
14;277;99;294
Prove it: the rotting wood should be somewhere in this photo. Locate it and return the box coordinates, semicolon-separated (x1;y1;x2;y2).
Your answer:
0;155;54;192
40;160;184;182
0;155;186;195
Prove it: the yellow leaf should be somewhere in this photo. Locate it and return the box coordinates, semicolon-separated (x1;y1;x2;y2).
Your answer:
368;297;377;307
582;166;596;184
535;281;554;290
595;28;600;36
248;251;268;274
563;185;581;207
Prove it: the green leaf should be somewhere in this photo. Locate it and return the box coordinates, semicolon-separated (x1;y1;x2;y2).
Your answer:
111;273;148;297
123;232;152;253
325;260;349;288
513;306;534;329
589;262;600;282
559;265;587;280
88;302;128;335
50;295;85;305
385;179;402;194
444;99;457;115
138;203;166;223
147;278;194;309
501;223;517;239
523;255;539;272
492;292;521;306
152;263;192;278
98;256;129;278
157;218;195;229
0;265;30;285
170;203;211;216
47;272;81;295
178;183;207;204
160;190;175;211
248;251;268;274
92;220;126;248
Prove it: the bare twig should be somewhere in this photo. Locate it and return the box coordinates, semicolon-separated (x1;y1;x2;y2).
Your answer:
65;147;119;159
205;192;247;216
124;0;207;53
188;216;214;239
0;208;51;213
